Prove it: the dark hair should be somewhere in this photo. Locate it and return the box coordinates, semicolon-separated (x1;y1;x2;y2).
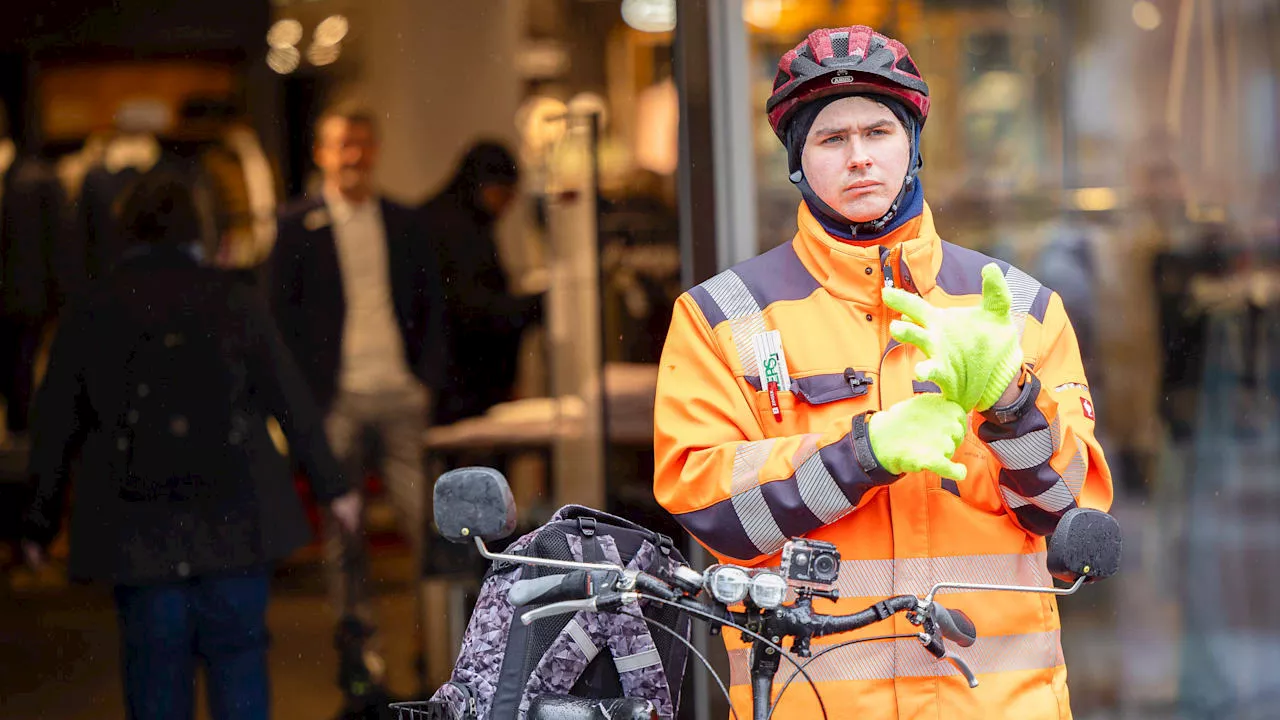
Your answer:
455;140;519;187
315;102;378;143
118;171;201;246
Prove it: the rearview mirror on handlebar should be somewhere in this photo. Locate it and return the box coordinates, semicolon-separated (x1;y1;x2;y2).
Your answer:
1046;508;1122;583
433;466;518;544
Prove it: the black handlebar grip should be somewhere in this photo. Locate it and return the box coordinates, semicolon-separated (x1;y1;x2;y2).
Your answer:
932;603;977;648
508;573;575;606
509;570;603;606
634;572;678;601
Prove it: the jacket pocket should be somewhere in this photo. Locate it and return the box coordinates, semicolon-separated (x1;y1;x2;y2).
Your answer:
794;369;875;404
752;389;804;437
748;369;876;436
747;369;875;405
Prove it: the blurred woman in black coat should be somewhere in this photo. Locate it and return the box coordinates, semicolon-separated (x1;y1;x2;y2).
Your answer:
22;172;358;720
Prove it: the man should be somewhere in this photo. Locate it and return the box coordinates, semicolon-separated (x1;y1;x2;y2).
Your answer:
268;105;446;710
23;171;357;720
654;26;1113;719
418;141;541;427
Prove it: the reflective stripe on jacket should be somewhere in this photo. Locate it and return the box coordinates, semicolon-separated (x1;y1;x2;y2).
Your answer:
653;202;1113;720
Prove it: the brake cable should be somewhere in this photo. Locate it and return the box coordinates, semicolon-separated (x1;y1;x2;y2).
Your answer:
638;617;741;720
635;594;829;720
766;633;923;719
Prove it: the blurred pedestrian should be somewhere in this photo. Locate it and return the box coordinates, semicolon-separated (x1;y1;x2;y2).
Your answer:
418;141;540;426
268;103;447;713
21;171;357;720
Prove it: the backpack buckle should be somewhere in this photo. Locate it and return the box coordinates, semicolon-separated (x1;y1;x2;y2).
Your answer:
577;517;597;537
656;533;674;556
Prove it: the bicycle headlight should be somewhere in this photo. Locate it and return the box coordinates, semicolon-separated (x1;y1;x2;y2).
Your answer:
705;565;751;605
749;571;788;609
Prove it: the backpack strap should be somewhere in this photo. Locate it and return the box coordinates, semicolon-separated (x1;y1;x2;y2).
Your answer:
599;535;675;719
516;535;676;719
577;516;605;564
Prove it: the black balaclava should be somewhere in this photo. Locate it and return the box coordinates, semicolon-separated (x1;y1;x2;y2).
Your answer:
785;93;924;241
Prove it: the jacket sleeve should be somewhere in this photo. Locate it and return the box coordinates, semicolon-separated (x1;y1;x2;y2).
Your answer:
654;294;896;566
414;215;450;394
978;291;1113;536
243;286;350;503
265;220;304;354
22;304;94;548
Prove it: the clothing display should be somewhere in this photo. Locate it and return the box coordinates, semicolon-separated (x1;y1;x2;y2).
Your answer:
71;129;277;281
0;141;67;435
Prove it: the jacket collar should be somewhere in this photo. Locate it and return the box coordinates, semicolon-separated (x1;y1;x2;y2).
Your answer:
322;187;381;225
791;200;943;306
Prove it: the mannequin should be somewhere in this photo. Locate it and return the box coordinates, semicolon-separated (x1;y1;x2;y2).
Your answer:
0;109;66;442
76;128;164;280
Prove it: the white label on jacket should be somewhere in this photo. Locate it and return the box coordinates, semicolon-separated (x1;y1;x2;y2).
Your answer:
753;330;792;392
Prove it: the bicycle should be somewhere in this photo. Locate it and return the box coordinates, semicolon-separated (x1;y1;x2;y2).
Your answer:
394;467;1121;720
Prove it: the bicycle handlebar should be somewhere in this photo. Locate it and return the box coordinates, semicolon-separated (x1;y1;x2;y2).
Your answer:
930;603;977;648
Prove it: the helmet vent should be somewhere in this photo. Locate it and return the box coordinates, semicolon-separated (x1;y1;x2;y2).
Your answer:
831;32;849;58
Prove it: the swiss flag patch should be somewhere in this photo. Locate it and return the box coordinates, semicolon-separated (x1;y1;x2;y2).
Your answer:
1081;397;1096;420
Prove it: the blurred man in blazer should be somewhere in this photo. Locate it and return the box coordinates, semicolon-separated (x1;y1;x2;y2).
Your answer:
269;104;446;713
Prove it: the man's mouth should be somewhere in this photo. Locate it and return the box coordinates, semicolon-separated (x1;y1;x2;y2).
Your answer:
844;180;880;191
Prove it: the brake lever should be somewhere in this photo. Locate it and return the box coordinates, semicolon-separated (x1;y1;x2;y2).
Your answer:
919;630;980;688
943;651;979;688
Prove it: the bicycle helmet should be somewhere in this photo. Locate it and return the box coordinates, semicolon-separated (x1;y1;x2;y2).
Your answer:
767;26;930;140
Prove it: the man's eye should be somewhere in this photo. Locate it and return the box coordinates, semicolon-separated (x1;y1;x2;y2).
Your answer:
822;135;844;144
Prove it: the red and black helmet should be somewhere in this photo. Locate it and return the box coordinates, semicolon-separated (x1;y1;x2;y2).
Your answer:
766;26;930;140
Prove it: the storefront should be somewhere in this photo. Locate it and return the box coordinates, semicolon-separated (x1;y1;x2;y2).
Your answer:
257;1;1277;716
2;1;1274;717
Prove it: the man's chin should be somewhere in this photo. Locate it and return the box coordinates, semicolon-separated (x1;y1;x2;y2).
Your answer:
339;179;371;196
840;207;892;224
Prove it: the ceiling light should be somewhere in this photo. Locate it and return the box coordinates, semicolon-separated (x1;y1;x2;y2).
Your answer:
267;19;303;49
621;0;676;33
307;42;342;66
1132;1;1161;31
315;15;349;46
267;46;301;74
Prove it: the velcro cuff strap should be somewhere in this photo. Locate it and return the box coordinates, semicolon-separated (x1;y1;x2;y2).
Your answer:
982;369;1041;426
851;413;885;476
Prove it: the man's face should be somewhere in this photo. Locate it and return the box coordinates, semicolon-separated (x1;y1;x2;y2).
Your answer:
800;96;911;224
314;117;378;199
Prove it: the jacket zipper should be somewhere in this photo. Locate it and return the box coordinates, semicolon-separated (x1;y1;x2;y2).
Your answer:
877;245;903;409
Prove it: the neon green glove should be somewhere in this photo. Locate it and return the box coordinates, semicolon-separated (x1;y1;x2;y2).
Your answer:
867;393;968;481
883;263;1023;412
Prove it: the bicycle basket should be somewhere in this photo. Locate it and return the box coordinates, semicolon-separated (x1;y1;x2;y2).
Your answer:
388;700;455;720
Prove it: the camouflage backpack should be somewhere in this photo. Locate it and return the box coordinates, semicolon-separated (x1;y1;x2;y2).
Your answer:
428;505;691;719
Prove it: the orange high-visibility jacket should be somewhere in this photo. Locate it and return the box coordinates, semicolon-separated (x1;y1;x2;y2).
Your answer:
654;202;1113;719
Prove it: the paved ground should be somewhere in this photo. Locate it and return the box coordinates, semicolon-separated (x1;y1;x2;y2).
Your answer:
1;551;421;720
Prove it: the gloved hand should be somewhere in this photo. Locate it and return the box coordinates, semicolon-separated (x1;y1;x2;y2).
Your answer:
883;263;1023;412
867;393;969;481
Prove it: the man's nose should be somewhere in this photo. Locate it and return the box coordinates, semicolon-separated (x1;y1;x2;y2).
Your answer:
846;140;872;169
